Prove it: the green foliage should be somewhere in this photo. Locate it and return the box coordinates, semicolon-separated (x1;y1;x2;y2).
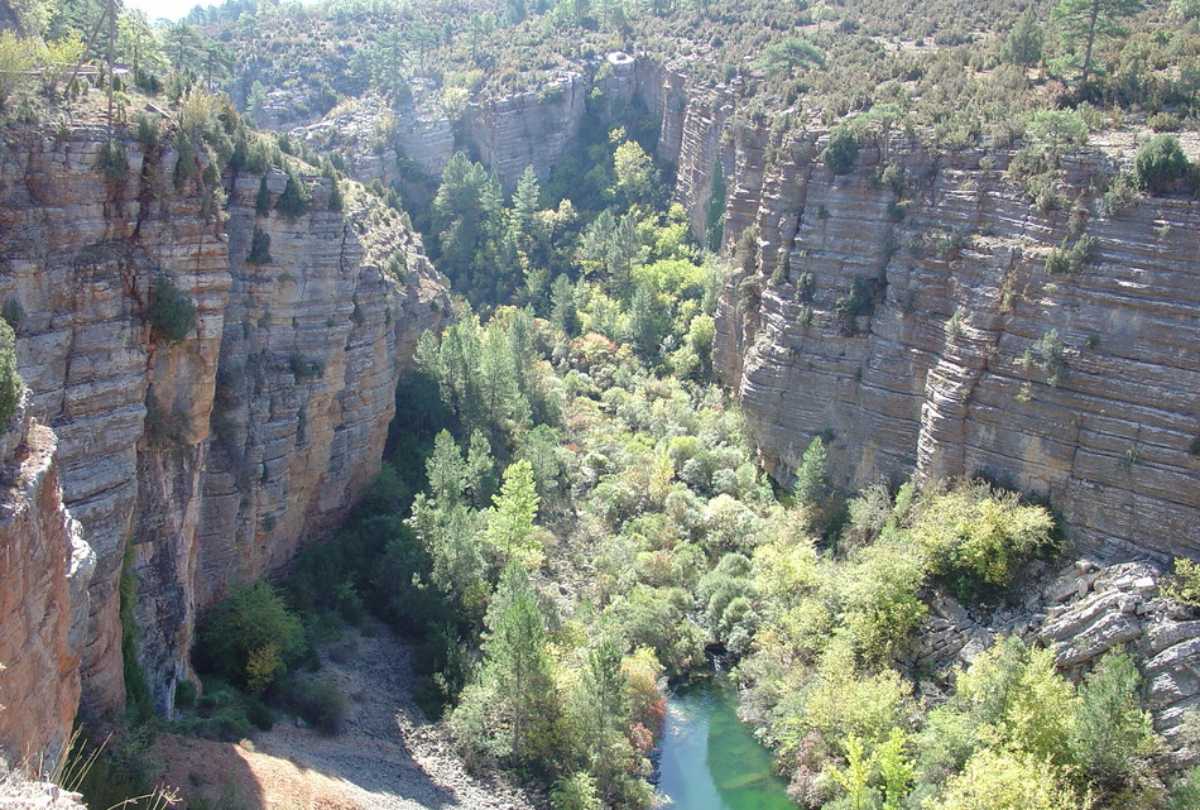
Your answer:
284;676;349;735
1003;6;1044;67
1164;557;1200;607
1070;649;1157;783
822;127;860;175
929;747;1083;810
193;581;306;693
551;772;603;810
255;174;271;216
756;36;825;76
452;562;561;766
612;139;655;206
96;139;129;184
120;541;153;723
793;437;830;508
909;482;1054;592
1135;134;1191;194
482;459;543;568
246;226;272;265
1051;0;1145;86
0;318;22;428
275;165;312;219
148;275;197;343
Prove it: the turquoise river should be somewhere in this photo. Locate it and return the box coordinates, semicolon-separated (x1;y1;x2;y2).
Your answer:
657;680;793;809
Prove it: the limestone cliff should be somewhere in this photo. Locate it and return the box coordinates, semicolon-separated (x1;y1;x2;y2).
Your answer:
0;395;93;768
0;111;446;749
708;130;1200;564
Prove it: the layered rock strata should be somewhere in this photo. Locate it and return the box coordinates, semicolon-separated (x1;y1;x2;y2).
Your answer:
0;113;445;747
710;132;1200;563
0;397;92;768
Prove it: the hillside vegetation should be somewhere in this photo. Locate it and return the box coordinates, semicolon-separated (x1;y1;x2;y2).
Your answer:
2;1;1198;810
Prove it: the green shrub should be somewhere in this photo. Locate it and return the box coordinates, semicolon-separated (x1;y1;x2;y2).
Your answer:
0;318;21;428
822;127;860;175
148;275;197;343
551;772;603;810
174;680;197;709
247;226;272;265
1069;649;1156;783
909;482;1053;593
255;174;271;216
276;166;312;219
2;297;24;330
95;139;129;184
1135;135;1191;193
1149;112;1182;133
1164;558;1200;607
193;581;306;692
1044;235;1094;275
135;113;160;148
285;676;348;735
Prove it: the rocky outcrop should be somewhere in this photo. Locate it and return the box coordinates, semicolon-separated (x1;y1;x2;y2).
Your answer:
910;560;1200;767
0;397;93;768
293;89;454;186
463;70;589;189
0;112;446;735
711;131;1200;563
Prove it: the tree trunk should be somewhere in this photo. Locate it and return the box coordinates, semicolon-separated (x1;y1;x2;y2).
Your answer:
1081;0;1101;87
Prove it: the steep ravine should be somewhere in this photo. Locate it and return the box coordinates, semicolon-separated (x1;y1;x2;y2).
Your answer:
308;49;1198;565
0;115;447;761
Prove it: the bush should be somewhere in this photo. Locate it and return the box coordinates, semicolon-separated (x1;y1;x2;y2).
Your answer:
247;226;272;265
909;482;1053;593
1164;558;1200;607
175;679;197;709
822;127;860;175
286;676;349;735
0;319;21;429
148;275;197;343
1069;649;1156;783
194;581;306;692
930;748;1083;810
551;772;603;810
1135;135;1191;194
276;166;312;219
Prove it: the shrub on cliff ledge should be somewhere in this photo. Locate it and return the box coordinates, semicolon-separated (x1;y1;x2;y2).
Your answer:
0;319;21;429
148;275;197;343
822;127;860;175
1136;135;1191;194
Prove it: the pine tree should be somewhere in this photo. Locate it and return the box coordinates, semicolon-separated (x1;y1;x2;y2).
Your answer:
550;274;578;337
793;436;830;508
482;563;559;763
483;460;541;568
275;165;311;219
1004;6;1044;67
1051;0;1144;88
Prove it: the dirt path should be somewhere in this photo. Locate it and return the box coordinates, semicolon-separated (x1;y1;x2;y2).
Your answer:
154;623;540;810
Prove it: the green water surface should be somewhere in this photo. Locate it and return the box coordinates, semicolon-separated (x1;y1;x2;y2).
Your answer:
657;681;794;809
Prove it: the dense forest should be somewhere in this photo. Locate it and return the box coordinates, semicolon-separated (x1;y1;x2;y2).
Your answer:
1;0;1199;808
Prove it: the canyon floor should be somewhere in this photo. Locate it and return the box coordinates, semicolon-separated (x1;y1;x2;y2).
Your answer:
153;623;539;810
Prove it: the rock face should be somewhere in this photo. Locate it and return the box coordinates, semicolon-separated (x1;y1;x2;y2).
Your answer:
0;397;93;768
708;131;1200;563
909;560;1200;767
0;115;446;746
293;90;454;186
463;70;589;189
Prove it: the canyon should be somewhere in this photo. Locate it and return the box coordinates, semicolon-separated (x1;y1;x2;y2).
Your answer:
1;43;1198;785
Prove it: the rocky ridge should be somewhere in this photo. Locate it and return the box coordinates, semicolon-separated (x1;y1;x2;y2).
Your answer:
0;107;446;761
